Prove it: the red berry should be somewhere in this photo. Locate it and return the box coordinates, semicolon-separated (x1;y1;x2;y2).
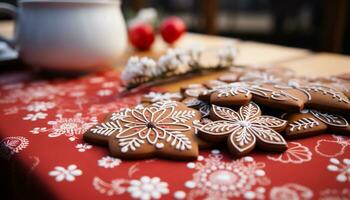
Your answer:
160;17;186;44
129;23;155;50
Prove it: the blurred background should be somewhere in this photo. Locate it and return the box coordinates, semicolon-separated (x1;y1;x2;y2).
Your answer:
1;0;349;54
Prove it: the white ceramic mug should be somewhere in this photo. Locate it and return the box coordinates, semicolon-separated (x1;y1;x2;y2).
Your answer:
0;0;127;71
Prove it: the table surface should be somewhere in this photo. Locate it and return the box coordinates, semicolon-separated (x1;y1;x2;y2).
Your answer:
0;21;350;200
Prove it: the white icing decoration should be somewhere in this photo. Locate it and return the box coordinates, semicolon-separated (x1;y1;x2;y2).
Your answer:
239;71;282;84
200;102;287;154
90;121;122;136
288;117;320;132
116;101;194;152
212;82;300;102
275;81;350;103
155;143;164;149
310;110;348;127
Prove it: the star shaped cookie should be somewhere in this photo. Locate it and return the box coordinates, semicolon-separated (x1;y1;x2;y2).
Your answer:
84;101;201;160
198;102;288;157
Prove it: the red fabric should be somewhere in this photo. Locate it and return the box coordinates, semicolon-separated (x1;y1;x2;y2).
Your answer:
0;70;349;200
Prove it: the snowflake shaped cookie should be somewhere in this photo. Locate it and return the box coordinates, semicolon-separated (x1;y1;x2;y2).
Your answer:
283;109;350;139
198;102;287;157
84;101;201;160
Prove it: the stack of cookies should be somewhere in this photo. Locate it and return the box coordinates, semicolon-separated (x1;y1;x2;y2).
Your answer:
84;67;350;161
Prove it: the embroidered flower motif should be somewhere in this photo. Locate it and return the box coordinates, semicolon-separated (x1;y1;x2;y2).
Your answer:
97;89;113;96
89;77;105;84
93;177;129;196
0;136;29;159
127;176;169;200
315;135;350;157
0;83;65;104
1;83;23;90
269;183;313;200
48;164;82;182
144;92;182;103
76;143;92;152
102;81;117;88
98;156;121;168
47;113;97;141
69;91;86;97
199;102;287;156
29;127;47;134
3;106;19;115
327;158;350;182
26;101;55;112
185;151;270;200
319;188;350;200
23;112;48;121
267;142;312;164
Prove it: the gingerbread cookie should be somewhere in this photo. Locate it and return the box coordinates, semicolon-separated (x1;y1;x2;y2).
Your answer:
224;66;295;84
84;101;201;160
283;109;350;139
182;97;210;117
192;118;217;149
202;82;307;110
272;80;350;114
312;77;350;99
198;102;288;157
238;70;283;84
141;91;182;103
180;84;208;98
203;80;227;89
204;79;350;113
217;73;239;83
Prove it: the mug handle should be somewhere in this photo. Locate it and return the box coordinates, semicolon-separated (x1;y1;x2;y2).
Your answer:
0;3;17;48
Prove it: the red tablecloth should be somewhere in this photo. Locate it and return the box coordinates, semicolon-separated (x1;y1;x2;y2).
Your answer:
0;70;349;200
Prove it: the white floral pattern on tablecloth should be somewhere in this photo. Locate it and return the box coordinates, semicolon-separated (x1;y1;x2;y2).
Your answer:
0;70;348;199
269;183;313;200
98;156;122;168
32;113;98;141
49;164;82;182
76;143;92;152
0;136;29;159
319;188;350;199
184;150;270;200
315;135;350;158
26;101;56;112
93;176;169;200
23;112;48;121
327;158;350;182
267;142;312;164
